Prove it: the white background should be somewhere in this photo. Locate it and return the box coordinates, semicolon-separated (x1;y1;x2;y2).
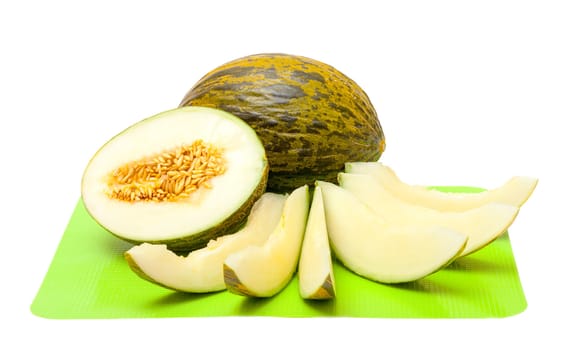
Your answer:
1;0;566;348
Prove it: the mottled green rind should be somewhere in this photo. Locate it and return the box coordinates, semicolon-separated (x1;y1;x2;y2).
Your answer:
179;53;385;193
306;274;335;300
223;264;255;297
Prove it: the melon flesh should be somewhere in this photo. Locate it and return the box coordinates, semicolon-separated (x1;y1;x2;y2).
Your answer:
338;173;519;256
81;106;268;251
298;186;335;299
317;181;467;284
223;185;310;297
124;193;286;293
345;162;538;211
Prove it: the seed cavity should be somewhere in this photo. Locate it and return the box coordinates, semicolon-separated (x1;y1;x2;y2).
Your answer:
105;140;226;202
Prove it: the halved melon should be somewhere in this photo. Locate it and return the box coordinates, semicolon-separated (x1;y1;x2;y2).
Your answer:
81;106;268;252
223;185;310;297
345;162;538;211
338;173;519;256
317;181;468;284
124;192;286;293
298;186;335;299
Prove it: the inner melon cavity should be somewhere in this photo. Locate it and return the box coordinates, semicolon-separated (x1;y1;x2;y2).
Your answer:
105;139;226;203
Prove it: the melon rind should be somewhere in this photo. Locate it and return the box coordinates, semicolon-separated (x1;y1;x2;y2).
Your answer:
180;53;386;193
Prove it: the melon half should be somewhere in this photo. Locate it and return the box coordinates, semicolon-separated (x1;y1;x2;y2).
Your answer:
81;106;269;252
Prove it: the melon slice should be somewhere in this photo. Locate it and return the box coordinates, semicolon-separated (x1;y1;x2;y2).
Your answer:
338;173;519;256
298;186;335;299
124;193;286;293
345;162;538;211
317;181;467;284
224;185;310;297
81;106;268;252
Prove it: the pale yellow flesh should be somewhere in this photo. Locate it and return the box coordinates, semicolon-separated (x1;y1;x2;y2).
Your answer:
339;173;519;256
124;192;286;292
345;162;538;211
223;185;310;297
317;181;467;284
298;186;335;299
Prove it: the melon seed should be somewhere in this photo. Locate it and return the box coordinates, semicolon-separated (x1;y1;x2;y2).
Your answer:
105;140;226;202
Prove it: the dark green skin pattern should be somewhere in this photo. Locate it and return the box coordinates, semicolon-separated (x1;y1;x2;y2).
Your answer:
180;53;385;193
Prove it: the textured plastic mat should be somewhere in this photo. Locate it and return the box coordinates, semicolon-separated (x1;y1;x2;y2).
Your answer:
31;186;527;319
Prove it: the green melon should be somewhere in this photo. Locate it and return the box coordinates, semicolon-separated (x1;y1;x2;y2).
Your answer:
179;53;385;192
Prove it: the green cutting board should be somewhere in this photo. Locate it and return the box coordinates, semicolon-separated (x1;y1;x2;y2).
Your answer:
31;186;527;319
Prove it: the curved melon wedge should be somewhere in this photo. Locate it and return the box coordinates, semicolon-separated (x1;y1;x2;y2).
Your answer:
124;192;286;293
224;185;310;297
317;181;467;284
338;173;519;256
345;162;538;211
298;186;335;300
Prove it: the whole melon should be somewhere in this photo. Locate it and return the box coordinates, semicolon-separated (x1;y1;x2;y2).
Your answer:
179;53;385;193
